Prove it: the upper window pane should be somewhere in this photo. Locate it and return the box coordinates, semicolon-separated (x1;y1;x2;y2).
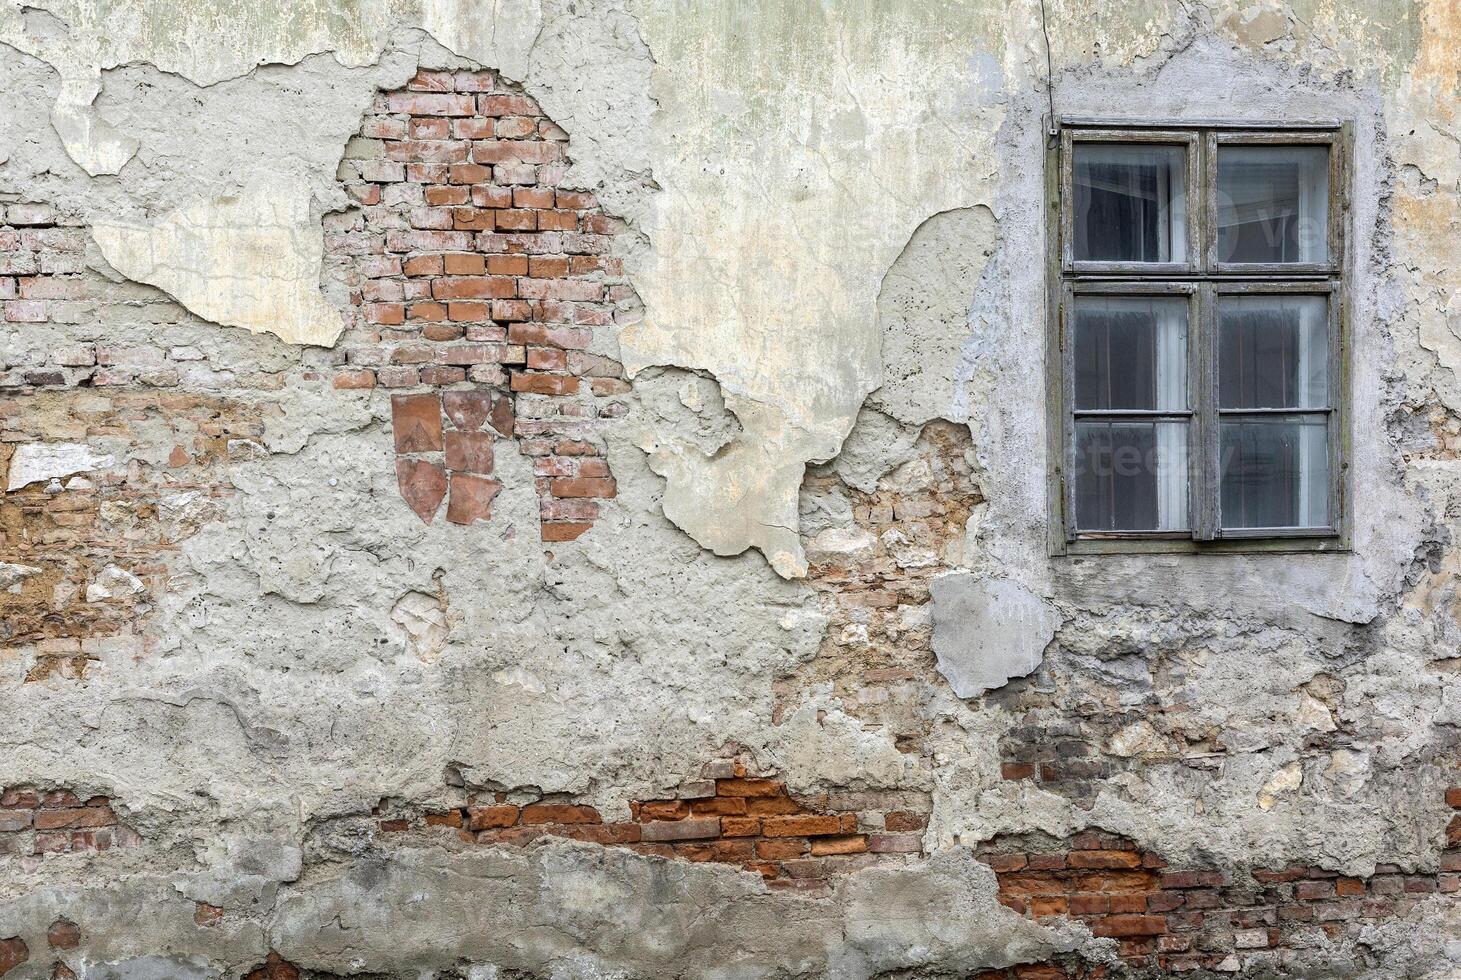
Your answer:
1219;295;1329;409
1216;145;1329;264
1072;143;1187;263
1073;295;1188;411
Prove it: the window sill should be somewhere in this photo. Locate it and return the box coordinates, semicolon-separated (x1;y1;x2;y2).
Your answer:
1053;535;1349;557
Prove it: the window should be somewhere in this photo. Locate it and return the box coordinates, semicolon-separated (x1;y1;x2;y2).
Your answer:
1047;123;1349;554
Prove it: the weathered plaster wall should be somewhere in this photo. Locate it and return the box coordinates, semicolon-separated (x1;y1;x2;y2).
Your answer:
0;0;1457;977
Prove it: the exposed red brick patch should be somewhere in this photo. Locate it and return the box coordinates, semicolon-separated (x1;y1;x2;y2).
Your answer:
331;69;634;543
44;921;78;950
395;459;448;523
0;785;140;860
376;755;929;887
978;787;1461;974
193;903;223;927
0;937;26;977
243;951;300;980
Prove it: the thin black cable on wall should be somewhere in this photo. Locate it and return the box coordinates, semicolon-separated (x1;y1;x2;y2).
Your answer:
1040;0;1057;135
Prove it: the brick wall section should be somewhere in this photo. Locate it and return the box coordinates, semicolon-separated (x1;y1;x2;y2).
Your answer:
789;422;983;752
978;788;1461;975
330;69;635;541
0;205;88;388
377;756;930;888
0;786;140;860
1;391;259;678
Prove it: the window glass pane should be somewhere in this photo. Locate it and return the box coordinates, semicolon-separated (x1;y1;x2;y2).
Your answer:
1073;144;1187;263
1074;421;1188;532
1074;296;1188;411
1219;295;1329;408
1216;145;1329;264
1220;416;1329;529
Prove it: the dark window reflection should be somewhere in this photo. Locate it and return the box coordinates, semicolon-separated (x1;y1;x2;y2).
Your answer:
1073;144;1187;263
1075;421;1187;531
1219;295;1328;409
1220;417;1329;529
1216;146;1329;264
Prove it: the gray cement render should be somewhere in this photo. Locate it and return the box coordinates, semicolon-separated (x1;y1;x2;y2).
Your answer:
0;0;1457;976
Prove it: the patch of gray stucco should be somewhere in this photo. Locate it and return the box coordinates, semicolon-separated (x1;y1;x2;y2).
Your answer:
873;204;999;427
930;573;1061;696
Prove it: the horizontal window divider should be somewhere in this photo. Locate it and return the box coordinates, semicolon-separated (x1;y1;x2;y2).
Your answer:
1215;407;1332;416
1059;116;1344;131
1074;531;1195;540
1067;275;1335;284
1217;526;1339;539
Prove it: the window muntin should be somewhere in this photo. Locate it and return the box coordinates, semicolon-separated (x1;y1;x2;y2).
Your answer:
1051;124;1346;553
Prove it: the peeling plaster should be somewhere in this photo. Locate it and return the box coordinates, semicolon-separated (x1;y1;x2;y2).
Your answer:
92;183;344;347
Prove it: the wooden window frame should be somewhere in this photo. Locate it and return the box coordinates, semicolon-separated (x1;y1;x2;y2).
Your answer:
1046;121;1352;557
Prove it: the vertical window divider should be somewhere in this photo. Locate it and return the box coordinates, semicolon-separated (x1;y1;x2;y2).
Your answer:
1196;282;1218;540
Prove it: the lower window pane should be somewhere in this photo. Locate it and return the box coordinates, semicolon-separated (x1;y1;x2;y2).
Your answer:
1074;421;1188;532
1220;416;1329;530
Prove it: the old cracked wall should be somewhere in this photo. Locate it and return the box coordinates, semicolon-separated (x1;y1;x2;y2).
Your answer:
0;0;1458;978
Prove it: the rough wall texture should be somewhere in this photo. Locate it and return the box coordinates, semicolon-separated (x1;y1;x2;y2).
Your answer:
0;0;1458;978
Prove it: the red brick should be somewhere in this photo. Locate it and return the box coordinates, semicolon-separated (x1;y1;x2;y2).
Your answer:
443;390;510;435
433;276;517;300
386;92;475;115
403;254;443;276
1109;894;1147;913
1029;895;1068;917
1446;788;1461;809
1160;870;1227;889
711;778;781;798
556;190;596;209
720;816;760;837
762;814;842;838
426;185;470;205
1069;894;1109;914
638;800;689;821
194;903;224;927
467;806;519;830
444;431;494;474
550;477;615;499
449;163;492;184
333;369;376;389
480;94;540;116
46;919;79;950
984;853;1028;873
1068;849;1143;869
391;393;443;452
396;460;447;523
756;838;807;860
1091;915;1167;938
407;70;455;92
1296;880;1335;901
446;473;500;525
541;522;592;542
1026;854;1067;871
639;817;719;842
0;937;27;975
810;835;867;856
34;806;113;830
488;254;530;276
512;372;579;395
1335;877;1366;896
520;804;600;825
425;811;463;828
